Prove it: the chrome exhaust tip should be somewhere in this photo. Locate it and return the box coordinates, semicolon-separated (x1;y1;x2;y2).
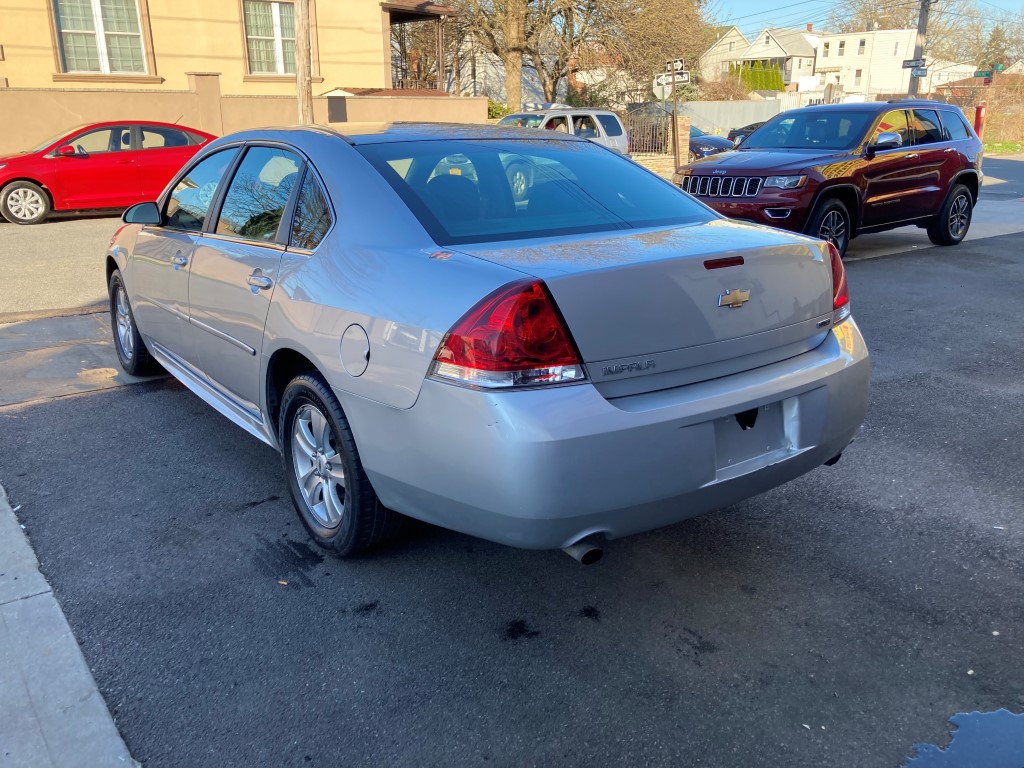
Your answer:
562;536;604;565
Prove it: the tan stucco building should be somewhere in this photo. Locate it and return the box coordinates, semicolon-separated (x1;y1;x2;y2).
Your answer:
0;0;485;153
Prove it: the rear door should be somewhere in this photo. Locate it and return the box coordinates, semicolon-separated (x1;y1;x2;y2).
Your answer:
910;108;959;215
53;125;139;209
188;144;302;413
135;125;206;201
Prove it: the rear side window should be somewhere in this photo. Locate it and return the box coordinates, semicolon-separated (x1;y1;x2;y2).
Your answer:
165;149;240;231
597;114;623;137
911;110;944;145
140;126;192;149
290;172;332;250
215;146;301;242
939;110;971;141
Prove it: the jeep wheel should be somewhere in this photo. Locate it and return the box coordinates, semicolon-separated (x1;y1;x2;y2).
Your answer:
927;184;972;246
804;198;850;257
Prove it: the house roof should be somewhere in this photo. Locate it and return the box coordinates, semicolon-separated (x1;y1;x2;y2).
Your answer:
740;27;816;59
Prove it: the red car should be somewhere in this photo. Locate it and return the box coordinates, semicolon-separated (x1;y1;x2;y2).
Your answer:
0;121;215;225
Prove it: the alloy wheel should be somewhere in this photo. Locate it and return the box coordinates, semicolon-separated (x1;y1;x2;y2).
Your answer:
114;285;135;360
948;194;970;239
7;188;45;221
291;403;346;528
819;210;847;250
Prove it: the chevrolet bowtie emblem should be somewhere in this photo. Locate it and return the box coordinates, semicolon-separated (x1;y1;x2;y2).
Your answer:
718;289;751;309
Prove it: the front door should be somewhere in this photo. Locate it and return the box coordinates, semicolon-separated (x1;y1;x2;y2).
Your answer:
861;109;931;227
188;145;302;413
54;125;139;210
129;147;241;371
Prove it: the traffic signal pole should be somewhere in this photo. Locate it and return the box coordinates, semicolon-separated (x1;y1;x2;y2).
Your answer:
908;0;934;96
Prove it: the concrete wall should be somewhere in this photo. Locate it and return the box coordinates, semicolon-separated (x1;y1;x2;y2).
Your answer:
0;75;487;154
678;101;783;136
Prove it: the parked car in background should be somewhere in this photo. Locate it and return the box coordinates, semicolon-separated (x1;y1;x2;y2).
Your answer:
728;121;767;144
688;126;734;161
0;121;215;224
674;100;983;256
497;109;628;155
106;123;869;561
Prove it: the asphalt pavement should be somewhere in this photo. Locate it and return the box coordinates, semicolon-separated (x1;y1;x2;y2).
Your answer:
1;227;1023;766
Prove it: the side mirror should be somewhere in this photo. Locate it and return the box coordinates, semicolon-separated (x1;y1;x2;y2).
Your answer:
868;131;903;153
122;201;162;226
56;145;78;157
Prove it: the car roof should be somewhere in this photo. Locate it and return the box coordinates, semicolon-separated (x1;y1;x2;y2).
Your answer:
789;100;954;114
219;122;591;146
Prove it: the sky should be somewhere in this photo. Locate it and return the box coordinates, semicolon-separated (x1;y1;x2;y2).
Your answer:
709;0;1024;40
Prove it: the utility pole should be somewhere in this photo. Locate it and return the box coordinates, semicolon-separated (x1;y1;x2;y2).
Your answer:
294;0;314;124
908;0;934;97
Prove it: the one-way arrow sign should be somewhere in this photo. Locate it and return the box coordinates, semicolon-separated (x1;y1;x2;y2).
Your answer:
653;71;690;87
902;58;926;68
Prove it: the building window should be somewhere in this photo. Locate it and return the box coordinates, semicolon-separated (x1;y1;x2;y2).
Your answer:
53;0;146;73
858;38;865;55
822;42;829;57
244;0;295;75
764;34;770;45
894;42;899;56
854;69;862;85
838;40;845;57
728;41;734;51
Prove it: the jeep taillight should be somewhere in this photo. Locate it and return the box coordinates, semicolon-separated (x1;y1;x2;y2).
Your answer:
429;279;586;389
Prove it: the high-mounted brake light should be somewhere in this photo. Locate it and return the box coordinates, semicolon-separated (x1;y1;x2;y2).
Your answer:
429;279;587;389
827;241;850;324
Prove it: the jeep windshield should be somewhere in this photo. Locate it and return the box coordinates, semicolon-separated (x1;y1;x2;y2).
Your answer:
740;111;874;151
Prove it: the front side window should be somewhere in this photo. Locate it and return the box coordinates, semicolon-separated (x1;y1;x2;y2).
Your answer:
872;110;910;146
165;149;240;232
290;172;332;249
68;126;127;154
54;0;145;73
357;139;713;246
244;0;295;75
215;146;301;242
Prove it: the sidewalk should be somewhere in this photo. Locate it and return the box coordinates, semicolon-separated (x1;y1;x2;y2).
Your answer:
0;484;138;767
1;313;142;767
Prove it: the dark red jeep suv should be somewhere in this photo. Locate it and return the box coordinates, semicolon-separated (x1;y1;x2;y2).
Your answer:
673;100;983;256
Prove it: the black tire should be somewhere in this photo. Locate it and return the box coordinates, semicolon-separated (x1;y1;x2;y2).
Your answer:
108;269;160;376
927;183;973;246
0;181;51;225
804;197;851;257
279;373;399;556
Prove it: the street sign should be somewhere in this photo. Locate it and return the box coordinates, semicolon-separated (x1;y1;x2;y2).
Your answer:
665;59;685;73
911;67;928;78
902;58;926;69
974;70;993;77
653;71;690;87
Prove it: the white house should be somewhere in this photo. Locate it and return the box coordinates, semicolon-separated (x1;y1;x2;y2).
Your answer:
698;26;749;82
735;27;818;89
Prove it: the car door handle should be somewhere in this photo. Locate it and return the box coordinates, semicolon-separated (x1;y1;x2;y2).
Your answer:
906;153;919;160
171;253;188;267
944;147;957;153
115;159;134;165
247;273;274;290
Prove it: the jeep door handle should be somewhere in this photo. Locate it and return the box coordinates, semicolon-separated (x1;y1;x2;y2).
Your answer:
171;253;188;267
906;153;919;160
247;273;274;290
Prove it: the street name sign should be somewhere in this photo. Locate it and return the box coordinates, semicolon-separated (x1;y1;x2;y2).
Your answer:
974;70;993;77
902;58;926;68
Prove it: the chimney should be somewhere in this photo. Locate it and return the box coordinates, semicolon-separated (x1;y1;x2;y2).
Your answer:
807;23;813;32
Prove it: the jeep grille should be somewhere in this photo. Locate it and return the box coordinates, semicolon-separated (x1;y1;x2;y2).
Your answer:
682;175;763;198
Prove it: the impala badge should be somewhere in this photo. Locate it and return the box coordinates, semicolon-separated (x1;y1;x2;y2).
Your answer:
718;289;750;309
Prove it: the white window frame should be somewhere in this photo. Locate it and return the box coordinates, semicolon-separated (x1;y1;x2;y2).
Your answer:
245;0;294;76
58;0;146;74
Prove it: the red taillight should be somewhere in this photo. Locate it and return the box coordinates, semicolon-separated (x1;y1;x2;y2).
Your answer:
827;242;850;323
430;279;586;389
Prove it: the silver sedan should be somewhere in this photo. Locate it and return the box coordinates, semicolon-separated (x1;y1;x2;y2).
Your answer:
106;124;869;562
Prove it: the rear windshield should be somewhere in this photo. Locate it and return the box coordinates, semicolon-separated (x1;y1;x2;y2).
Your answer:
741;110;874;151
356;139;712;246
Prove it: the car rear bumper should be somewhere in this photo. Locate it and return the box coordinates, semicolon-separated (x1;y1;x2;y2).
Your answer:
345;318;870;550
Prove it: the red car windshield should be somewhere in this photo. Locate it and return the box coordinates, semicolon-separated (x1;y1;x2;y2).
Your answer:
741;111;874;151
29;125;89;153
